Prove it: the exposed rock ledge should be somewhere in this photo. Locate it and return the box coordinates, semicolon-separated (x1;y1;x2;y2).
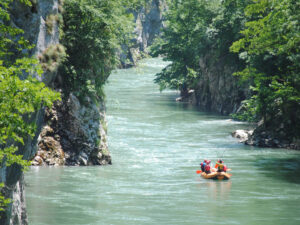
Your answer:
32;93;111;166
232;129;300;150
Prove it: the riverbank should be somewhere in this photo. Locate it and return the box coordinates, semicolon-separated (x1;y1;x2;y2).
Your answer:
233;129;300;150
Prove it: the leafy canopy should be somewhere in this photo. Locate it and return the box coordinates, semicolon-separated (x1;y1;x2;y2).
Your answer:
60;0;141;99
231;0;300;136
152;0;249;92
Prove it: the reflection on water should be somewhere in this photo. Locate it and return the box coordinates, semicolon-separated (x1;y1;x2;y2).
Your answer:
25;58;300;225
196;179;232;200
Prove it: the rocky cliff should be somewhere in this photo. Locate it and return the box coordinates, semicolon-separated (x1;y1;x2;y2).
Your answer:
180;53;249;115
192;54;300;150
32;93;111;166
0;1;61;224
120;0;167;67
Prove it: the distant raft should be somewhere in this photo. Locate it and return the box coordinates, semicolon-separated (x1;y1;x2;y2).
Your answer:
201;172;231;180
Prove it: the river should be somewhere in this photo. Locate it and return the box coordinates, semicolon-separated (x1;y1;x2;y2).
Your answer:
25;58;300;225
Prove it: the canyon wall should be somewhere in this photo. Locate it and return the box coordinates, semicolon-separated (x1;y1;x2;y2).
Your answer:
120;0;167;67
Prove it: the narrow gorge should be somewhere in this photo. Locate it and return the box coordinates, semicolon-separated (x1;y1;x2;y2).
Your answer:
1;0;299;224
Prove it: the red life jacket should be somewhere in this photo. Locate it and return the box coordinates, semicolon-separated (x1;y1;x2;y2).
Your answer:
204;164;210;172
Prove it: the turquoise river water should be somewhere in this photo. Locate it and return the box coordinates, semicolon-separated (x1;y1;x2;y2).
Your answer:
25;58;300;225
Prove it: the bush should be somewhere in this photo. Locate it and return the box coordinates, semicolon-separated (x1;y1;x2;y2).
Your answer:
39;44;66;72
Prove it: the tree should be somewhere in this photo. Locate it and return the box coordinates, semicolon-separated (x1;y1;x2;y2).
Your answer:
60;0;139;99
0;0;60;211
152;0;249;93
230;0;300;138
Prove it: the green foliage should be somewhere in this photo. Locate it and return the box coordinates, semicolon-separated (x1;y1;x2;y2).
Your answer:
152;0;249;92
0;0;60;212
155;0;300;140
60;0;139;100
39;44;66;72
231;97;258;122
0;58;60;167
45;14;56;34
0;183;11;212
45;14;63;35
58;0;64;14
230;0;300;136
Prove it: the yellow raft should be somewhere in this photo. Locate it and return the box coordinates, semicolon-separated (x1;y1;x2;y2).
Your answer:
201;172;231;180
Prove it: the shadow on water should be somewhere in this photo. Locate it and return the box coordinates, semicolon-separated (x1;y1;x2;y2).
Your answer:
256;157;300;184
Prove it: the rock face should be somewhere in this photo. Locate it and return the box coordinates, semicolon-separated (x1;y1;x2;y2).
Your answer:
247;128;299;150
0;1;62;224
120;0;167;67
32;94;111;166
189;54;249;115
134;0;167;53
10;0;61;85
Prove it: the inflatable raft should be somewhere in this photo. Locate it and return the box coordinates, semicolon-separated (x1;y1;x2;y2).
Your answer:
201;172;231;180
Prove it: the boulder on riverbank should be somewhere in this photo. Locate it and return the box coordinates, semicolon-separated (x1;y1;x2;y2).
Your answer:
232;128;300;150
232;129;253;143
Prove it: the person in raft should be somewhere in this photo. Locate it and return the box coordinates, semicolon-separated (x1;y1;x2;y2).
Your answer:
200;159;207;172
215;159;227;172
204;160;212;174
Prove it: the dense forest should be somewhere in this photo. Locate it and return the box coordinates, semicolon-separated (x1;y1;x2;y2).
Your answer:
152;0;300;147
